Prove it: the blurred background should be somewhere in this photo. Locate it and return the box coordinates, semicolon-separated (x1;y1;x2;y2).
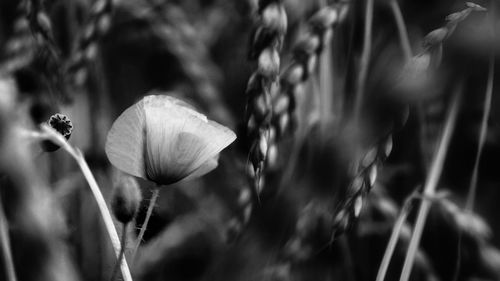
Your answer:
0;0;499;280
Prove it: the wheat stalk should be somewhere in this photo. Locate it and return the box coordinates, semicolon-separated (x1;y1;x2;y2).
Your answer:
25;0;58;55
352;0;374;120
399;84;462;281
330;134;394;240
66;0;113;86
245;0;287;195
375;188;450;281
0;15;35;75
143;2;234;126
276;2;349;143
454;7;495;279
363;187;444;281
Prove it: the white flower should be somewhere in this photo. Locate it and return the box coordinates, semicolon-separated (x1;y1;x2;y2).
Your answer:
105;94;236;185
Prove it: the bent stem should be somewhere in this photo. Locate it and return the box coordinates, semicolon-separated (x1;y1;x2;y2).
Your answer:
40;125;133;281
132;187;160;262
0;196;17;281
110;223;128;281
399;85;462;281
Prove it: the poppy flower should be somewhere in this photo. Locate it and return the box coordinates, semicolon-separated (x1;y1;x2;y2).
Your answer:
105;94;236;185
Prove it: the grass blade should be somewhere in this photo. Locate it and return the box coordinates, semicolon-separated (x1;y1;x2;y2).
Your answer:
399;84;462;281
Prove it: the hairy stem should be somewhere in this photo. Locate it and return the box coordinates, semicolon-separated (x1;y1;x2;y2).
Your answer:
399;85;462;281
132;187;160;261
40;125;133;281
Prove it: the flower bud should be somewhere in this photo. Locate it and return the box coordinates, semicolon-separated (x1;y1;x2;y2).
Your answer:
111;175;142;224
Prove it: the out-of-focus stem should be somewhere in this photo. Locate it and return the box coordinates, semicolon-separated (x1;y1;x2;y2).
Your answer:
376;191;417;281
389;0;412;61
399;85;462;281
465;37;495;212
387;0;432;174
319;33;334;128
454;11;495;281
353;0;374;119
0;197;17;281
40;125;133;281
132;187;160;262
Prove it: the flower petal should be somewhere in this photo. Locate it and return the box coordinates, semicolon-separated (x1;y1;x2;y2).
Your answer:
180;155;219;183
143;95;236;184
105;101;147;179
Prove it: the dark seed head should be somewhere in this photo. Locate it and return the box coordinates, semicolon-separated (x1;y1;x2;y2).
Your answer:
41;113;74;152
48;113;73;140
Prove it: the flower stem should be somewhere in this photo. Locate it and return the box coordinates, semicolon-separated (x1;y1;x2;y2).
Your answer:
39;125;133;281
0;196;17;281
110;223;127;281
399;85;462;281
132;187;160;262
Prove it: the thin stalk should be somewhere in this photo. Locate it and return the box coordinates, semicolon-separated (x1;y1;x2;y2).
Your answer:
339;236;356;281
39;125;133;281
0;197;17;281
110;223;127;281
389;0;412;61
399;85;462;281
465;40;495;212
388;0;434;175
319;33;334;128
376;191;418;281
132;187;160;261
353;0;374;119
454;13;495;281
